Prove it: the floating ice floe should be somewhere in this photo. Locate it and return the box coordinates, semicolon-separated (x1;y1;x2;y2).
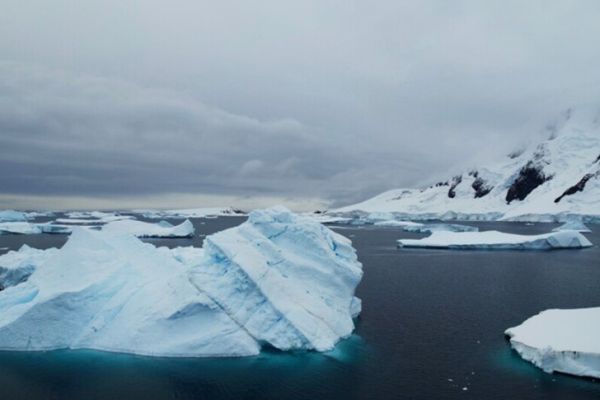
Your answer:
55;215;134;225
397;230;592;250
373;220;423;228
0;207;362;357
401;223;478;233
0;222;42;235
552;220;592;233
135;207;245;219
36;223;73;234
0;210;27;222
505;307;600;379
102;219;195;238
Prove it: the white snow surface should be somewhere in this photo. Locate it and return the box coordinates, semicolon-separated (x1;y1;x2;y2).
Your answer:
102;219;195;238
398;230;592;250
333;109;600;222
506;308;600;378
0;207;362;357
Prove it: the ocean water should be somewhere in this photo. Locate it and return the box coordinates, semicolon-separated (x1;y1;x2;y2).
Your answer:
0;217;599;399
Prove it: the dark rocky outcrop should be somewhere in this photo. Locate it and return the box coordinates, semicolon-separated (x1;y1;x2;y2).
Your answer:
472;177;493;198
554;172;597;203
448;175;462;198
506;162;551;203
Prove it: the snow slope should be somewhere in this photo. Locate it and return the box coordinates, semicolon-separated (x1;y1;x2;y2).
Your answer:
102;219;195;238
506;308;600;379
334;108;600;222
397;230;592;250
0;207;362;357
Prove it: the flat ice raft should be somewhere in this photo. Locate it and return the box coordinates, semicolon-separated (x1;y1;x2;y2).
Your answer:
505;308;600;379
0;207;362;357
102;219;195;238
397;230;592;250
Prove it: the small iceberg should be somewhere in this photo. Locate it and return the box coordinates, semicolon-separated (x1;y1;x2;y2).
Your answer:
402;223;478;233
373;220;423;228
102;219;195;238
552;220;592;233
0;222;42;235
0;207;362;357
135;207;245;219
505;307;600;379
37;223;73;234
0;210;27;222
397;230;592;250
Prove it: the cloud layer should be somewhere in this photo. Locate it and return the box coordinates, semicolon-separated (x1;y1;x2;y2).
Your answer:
1;1;600;209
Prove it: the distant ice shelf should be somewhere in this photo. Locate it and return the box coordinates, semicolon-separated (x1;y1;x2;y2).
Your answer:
397;230;592;250
506;307;600;379
0;207;362;357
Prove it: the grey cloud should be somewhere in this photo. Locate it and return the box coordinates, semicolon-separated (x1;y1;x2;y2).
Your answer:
1;1;600;209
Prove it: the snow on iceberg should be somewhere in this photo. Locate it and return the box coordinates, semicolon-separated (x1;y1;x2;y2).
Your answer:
505;307;600;379
102;219;195;238
0;210;27;222
397;230;592;250
552;220;592;233
189;206;363;352
0;207;362;357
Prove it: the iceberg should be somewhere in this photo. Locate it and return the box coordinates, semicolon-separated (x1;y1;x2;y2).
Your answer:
102;219;195;238
37;223;73;234
505;308;600;379
552;220;592;233
135;207;245;219
402;223;478;233
397;230;592;250
0;207;362;357
0;210;27;222
0;222;42;235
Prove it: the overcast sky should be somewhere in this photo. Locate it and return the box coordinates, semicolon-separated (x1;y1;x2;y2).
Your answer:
1;1;600;210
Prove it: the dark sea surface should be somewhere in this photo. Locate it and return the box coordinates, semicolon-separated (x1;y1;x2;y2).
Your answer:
0;216;599;399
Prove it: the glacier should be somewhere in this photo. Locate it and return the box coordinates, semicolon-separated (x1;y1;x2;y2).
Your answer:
505;308;600;379
0;207;362;357
397;230;592;250
102;219;195;238
329;108;600;223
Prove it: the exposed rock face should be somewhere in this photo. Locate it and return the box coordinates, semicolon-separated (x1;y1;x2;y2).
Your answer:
447;175;462;198
555;172;598;203
506;162;550;203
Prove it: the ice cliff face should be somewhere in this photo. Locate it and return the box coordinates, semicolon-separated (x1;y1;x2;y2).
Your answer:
0;207;362;357
334;108;600;222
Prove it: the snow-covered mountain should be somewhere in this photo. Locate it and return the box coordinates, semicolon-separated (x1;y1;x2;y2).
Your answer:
333;108;600;222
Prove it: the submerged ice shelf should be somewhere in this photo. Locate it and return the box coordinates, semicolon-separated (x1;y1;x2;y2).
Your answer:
0;207;362;357
506;308;600;379
397;230;592;250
